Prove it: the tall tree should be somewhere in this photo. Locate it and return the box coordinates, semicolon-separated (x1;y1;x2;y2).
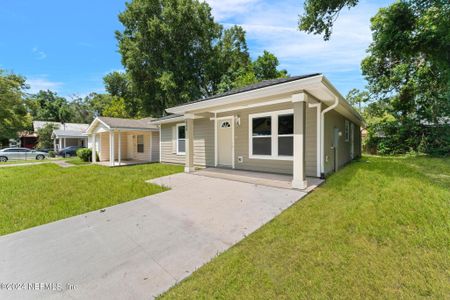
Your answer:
253;50;288;81
116;0;221;115
103;71;142;117
26;90;73;123
0;70;30;142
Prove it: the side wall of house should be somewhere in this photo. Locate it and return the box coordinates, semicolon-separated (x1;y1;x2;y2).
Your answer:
323;110;361;175
151;131;160;162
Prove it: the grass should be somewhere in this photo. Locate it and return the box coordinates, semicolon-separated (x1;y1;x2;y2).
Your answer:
0;163;183;236
161;156;450;299
0;159;46;165
64;157;90;165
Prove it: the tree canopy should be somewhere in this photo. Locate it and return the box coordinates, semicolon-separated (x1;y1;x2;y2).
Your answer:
0;70;30;143
116;0;287;116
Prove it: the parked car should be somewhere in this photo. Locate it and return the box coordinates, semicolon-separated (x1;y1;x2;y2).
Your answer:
0;148;48;162
57;146;83;158
35;148;52;153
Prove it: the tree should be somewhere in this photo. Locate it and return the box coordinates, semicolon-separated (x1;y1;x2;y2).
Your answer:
253;50;288;81
36;123;58;149
116;0;221;115
103;71;142;117
102;97;131;118
361;1;450;154
0;69;30;142
298;0;359;40
26;90;74;123
345;88;369;113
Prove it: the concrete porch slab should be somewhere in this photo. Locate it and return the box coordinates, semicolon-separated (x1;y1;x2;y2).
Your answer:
194;168;324;192
94;160;153;167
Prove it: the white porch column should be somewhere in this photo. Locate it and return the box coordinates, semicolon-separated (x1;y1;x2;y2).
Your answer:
109;131;115;166
53;138;57;152
185;114;195;173
118;131;121;166
63;138;66;148
92;134;97;163
292;93;308;189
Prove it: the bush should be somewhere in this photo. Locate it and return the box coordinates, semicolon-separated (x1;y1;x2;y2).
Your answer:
76;148;98;162
48;150;56;158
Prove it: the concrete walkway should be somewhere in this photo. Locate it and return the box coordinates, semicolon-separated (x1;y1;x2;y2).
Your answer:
0;173;311;300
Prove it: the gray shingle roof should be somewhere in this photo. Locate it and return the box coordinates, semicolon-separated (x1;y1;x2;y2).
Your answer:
53;130;87;138
98;117;158;130
170;74;321;108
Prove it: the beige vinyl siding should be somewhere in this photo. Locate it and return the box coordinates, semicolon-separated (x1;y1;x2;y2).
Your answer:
222;103;292;174
161;123;185;164
305;106;318;176
151;131;160;162
98;131;154;162
133;132;151;161
99;132;109;161
193;118;215;166
323;109;360;175
160;119;214;166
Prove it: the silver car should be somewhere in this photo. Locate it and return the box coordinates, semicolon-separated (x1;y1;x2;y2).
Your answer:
0;148;48;162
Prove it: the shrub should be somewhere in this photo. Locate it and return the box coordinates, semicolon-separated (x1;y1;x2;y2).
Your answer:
76;148;97;162
48;150;56;158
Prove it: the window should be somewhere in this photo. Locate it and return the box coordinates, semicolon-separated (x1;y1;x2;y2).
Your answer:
249;109;294;160
278;114;293;156
345;120;350;142
177;124;186;154
252;116;272;155
221;121;231;128
137;135;144;153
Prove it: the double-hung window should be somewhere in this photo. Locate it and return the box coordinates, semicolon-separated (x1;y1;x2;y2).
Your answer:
177;124;186;155
278;114;294;156
137;135;144;153
249;109;294;160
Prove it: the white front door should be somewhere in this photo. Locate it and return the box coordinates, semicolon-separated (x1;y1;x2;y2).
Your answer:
217;118;233;167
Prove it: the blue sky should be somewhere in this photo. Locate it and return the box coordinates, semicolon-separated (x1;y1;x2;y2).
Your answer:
0;0;392;99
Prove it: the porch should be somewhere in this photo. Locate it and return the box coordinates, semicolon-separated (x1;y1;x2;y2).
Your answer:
87;117;160;167
194;168;323;191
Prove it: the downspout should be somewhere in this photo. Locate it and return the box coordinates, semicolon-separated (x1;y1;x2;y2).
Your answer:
320;95;339;179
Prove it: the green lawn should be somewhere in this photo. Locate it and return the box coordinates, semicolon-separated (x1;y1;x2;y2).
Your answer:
0;163;183;236
64;157;90;165
0;159;47;165
161;156;450;299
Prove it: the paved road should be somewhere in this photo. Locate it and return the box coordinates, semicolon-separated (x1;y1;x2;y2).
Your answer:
0;173;307;299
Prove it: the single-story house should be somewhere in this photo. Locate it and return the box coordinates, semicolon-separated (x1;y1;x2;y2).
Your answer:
152;74;364;189
86;117;160;166
19;121;89;150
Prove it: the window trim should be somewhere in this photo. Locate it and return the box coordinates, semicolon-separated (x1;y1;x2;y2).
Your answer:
248;109;294;161
176;123;186;155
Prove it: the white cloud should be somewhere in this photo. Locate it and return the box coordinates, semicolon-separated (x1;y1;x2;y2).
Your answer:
206;0;390;93
26;77;63;93
205;0;261;21
32;47;47;60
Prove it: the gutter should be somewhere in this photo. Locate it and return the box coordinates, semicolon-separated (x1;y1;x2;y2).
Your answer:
320;95;339;179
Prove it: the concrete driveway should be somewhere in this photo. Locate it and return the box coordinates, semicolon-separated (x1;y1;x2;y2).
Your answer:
0;173;308;299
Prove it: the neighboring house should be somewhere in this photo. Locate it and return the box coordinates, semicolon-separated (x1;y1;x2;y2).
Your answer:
152;74;364;189
86;117;160;166
31;121;89;151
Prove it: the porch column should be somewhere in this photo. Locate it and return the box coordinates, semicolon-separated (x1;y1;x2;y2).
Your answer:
118;131;121;166
92;134;97;163
63;138;66;148
185;114;195;173
292;93;308;189
53;138;57;152
109;131;115;166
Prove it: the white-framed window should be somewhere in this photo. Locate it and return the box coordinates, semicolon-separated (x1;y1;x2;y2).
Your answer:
345;120;350;142
176;123;186;155
137;135;144;153
249;109;294;160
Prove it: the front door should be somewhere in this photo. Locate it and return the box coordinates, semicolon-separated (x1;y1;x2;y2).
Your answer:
217;118;233;167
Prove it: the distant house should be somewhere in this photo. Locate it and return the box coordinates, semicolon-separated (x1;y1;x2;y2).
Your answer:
31;121;89;151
